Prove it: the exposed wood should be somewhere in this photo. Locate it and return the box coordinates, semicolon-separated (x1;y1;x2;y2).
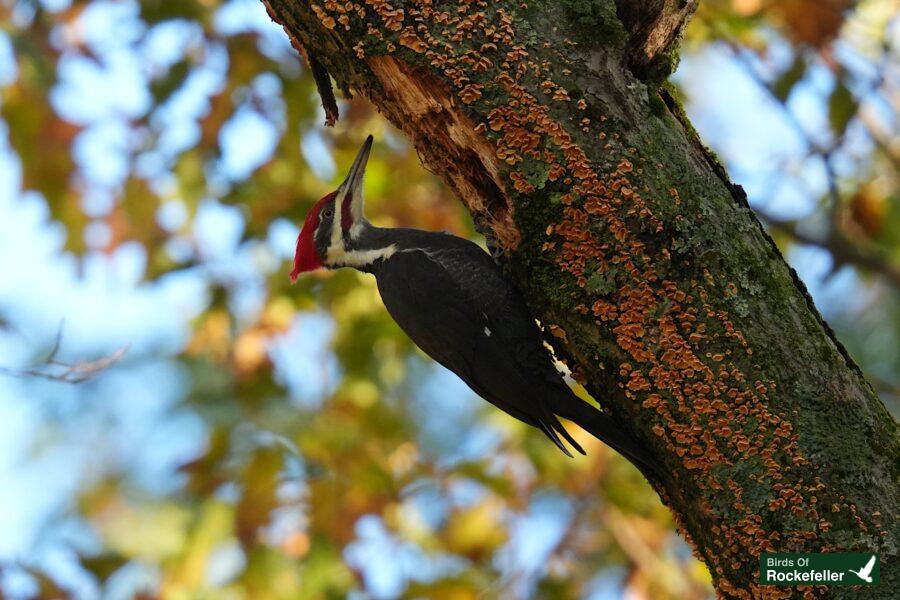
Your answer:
366;55;519;249
615;0;700;78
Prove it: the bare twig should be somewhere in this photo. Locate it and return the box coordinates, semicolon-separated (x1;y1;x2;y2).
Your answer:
308;53;339;127
758;212;900;288
0;328;129;384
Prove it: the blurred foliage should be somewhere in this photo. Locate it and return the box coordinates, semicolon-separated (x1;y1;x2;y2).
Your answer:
0;0;898;599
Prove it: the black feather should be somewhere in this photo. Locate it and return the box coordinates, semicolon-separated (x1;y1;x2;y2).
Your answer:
348;227;662;479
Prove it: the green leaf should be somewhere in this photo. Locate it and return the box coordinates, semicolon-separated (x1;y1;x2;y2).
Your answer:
140;0;210;24
773;55;806;102
828;79;857;136
79;554;129;581
150;59;191;105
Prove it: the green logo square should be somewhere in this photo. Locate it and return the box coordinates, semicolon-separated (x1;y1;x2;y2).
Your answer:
760;553;880;586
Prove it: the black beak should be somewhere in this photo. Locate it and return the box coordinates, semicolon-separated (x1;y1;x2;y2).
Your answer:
339;134;373;196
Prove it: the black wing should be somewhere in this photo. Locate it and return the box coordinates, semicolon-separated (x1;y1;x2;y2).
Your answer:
373;236;584;455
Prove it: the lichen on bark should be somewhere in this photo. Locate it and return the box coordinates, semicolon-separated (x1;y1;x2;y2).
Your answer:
260;1;899;596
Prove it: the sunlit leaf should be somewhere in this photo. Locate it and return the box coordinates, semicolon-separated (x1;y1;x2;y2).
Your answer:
443;496;508;559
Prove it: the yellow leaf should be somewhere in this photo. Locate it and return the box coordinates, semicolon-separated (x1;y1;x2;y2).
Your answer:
444;496;508;558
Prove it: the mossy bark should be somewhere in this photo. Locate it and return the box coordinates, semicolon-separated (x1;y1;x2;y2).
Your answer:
260;1;900;596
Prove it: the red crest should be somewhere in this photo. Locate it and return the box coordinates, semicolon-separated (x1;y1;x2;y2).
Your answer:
291;192;337;281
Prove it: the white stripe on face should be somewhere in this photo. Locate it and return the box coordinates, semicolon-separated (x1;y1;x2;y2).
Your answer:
329;192;344;253
323;189;392;267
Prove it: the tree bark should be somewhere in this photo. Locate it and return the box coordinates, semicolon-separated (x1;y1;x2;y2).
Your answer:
260;1;899;596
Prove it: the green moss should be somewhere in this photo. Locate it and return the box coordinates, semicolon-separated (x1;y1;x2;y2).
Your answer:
648;91;668;118
535;0;627;48
585;268;618;295
519;158;551;190
642;46;682;84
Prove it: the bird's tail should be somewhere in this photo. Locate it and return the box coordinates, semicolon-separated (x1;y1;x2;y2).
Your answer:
548;391;667;483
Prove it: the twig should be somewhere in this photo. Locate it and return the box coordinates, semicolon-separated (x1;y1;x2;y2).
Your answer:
0;328;129;384
308;53;339;127
758;212;900;288
280;29;340;126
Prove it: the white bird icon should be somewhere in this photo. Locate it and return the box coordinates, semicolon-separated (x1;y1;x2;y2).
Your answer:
848;555;876;583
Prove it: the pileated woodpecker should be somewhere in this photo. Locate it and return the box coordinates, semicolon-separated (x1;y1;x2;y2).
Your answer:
292;136;661;479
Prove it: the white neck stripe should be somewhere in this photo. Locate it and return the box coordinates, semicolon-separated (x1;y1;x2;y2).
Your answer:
326;243;397;267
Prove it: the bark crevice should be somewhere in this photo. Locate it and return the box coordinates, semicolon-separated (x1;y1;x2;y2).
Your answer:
614;0;700;79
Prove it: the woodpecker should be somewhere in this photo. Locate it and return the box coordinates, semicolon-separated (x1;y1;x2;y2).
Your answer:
292;136;662;479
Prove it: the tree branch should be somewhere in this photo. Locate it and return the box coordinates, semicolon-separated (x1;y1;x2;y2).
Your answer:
759;212;900;288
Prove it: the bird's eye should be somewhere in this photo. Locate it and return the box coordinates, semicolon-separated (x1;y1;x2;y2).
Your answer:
322;207;334;219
